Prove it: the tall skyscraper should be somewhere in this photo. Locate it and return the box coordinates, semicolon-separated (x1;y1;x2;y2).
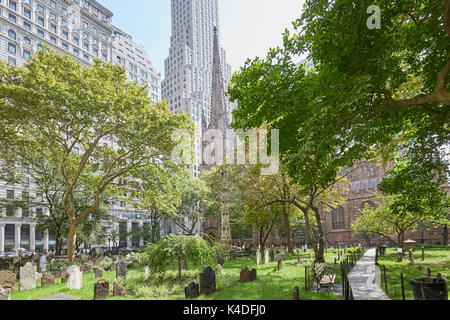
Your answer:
161;0;235;179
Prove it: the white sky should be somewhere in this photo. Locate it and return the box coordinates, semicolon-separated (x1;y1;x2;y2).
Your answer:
220;0;306;71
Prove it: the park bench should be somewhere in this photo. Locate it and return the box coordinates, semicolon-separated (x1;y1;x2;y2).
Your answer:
312;264;336;293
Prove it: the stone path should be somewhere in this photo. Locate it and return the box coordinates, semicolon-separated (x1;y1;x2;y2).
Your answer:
347;248;391;300
37;293;80;300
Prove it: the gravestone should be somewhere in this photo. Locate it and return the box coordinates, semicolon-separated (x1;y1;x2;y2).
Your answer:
240;267;250;282
82;263;91;273
61;273;70;284
67;265;83;290
216;264;223;275
0;286;10;300
94;279;109;300
256;249;261;265
218;253;225;266
264;248;270;265
293;286;299;300
426;266;432;278
116;261;128;279
278;259;282;270
199;266;216;295
41;273;55;287
397;248;403;262
185;281;200;299
110;263;117;272
19;262;38;291
269;251;275;262
143;266;151;276
95;269;103;278
0;270;16;291
250;268;257;281
113;282;127;297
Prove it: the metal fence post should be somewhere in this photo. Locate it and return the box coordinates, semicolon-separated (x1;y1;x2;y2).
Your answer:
400;273;405;301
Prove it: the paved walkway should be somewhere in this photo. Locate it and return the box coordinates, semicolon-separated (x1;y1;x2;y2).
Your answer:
347;248;391;300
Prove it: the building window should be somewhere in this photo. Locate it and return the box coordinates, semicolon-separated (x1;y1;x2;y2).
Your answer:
8;42;16;54
8;29;16;39
332;207;346;230
24;37;31;45
23;49;31;59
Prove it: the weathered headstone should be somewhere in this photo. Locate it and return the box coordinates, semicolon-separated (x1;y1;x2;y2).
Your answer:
94;279;109;300
41;273;55;287
0;270;16;291
67;265;83;290
250;268;257;281
216;264;223;275
218;253;225;266
426;266;432;278
116;261;128;279
264;248;270;265
95;269;103;278
184;281;199;299
256;249;261;265
110;263;117;272
199;266;216;295
82;263;91;273
397;248;403;262
240;266;250;282
269;250;275;262
278;259;282;270
113;282;127;297
293;286;299;300
19;262;38;291
0;285;10;300
61;273;70;284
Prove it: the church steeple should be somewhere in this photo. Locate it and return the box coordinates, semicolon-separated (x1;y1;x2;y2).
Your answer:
208;26;229;131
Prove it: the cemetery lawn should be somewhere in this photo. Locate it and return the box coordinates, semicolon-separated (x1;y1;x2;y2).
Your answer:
11;250;346;300
377;246;450;300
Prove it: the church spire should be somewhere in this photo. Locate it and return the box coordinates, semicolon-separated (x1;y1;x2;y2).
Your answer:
209;26;228;131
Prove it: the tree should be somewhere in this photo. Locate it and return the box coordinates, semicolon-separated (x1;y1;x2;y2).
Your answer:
201;165;248;243
171;170;208;235
146;234;222;281
0;48;191;262
352;190;449;249
227;0;449;261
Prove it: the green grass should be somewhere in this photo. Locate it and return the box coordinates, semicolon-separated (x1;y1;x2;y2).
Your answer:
377;246;450;300
11;249;349;301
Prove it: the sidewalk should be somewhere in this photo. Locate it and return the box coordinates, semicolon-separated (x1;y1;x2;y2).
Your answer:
347;248;391;300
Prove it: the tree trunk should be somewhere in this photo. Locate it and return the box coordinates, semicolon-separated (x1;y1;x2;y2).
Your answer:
443;225;448;246
66;222;77;263
282;203;294;254
55;234;62;256
311;206;326;263
177;256;182;281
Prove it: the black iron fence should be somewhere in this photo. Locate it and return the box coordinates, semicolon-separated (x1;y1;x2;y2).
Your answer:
304;247;366;300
